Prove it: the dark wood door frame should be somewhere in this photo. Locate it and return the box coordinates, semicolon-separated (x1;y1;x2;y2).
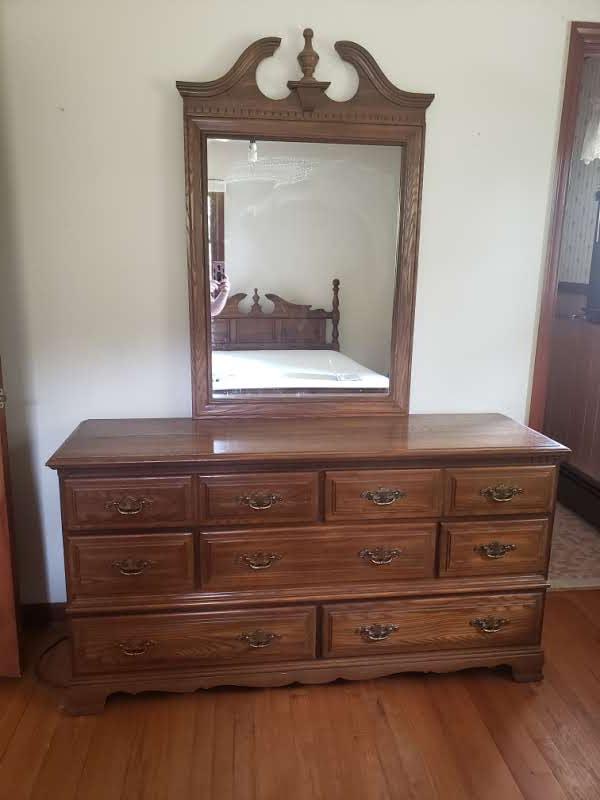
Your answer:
0;360;21;677
529;22;600;431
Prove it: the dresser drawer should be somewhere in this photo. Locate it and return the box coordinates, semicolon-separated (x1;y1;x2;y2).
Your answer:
200;523;437;591
201;472;319;526
67;532;195;600
62;476;195;530
439;519;549;578
72;606;317;674
444;466;556;517
321;592;543;658
324;470;442;522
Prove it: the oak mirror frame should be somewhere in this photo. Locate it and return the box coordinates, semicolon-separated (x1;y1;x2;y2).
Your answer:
177;29;434;417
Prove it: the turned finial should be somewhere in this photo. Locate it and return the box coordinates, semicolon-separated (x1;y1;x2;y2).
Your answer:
250;288;261;314
297;29;319;81
287;28;331;112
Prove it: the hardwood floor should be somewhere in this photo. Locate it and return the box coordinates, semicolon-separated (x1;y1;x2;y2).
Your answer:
1;592;600;799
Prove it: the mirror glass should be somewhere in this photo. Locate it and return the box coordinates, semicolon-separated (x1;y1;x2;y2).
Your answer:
206;138;403;397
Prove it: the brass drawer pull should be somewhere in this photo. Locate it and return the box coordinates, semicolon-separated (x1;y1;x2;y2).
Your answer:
238;493;283;511
480;484;524;503
117;639;156;657
239;629;281;648
359;547;402;565
105;495;154;516
357;623;399;641
474;542;517;559
360;488;406;506
237;552;282;570
112;558;156;576
470;617;510;634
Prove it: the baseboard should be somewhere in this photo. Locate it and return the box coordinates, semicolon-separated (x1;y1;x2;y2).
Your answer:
558;464;600;528
21;602;67;627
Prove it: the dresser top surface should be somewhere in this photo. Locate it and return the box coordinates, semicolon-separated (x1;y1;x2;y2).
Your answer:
46;414;569;469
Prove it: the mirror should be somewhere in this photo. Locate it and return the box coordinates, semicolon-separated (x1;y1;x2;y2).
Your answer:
178;29;433;416
206;138;403;397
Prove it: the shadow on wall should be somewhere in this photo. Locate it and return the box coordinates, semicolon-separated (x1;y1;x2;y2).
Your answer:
0;15;48;604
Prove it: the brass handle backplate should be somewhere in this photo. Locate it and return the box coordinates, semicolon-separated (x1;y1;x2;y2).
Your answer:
238;493;283;511
474;542;517;559
359;547;402;566
357;623;399;641
105;495;154;516
112;558;156;576
480;484;524;503
470;617;510;634
117;639;156;657
239;629;281;648
237;552;282;570
360;488;406;506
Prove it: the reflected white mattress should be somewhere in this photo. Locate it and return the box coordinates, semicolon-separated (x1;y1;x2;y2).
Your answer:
212;349;389;391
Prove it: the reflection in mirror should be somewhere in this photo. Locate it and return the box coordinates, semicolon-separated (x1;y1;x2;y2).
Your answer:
207;138;403;397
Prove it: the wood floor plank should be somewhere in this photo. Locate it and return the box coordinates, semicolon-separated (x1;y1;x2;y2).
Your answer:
467;671;569;800
162;693;199;800
254;687;309;800
72;695;145;800
1;592;600;800
187;690;217;797
333;681;393;800
427;674;526;800
288;686;327;800
119;695;172;800
360;678;434;800
382;675;473;800
29;713;97;800
0;681;61;800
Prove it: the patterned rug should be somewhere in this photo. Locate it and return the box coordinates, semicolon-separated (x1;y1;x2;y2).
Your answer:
549;504;600;589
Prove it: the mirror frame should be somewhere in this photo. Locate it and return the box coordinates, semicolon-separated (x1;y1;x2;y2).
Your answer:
177;29;434;417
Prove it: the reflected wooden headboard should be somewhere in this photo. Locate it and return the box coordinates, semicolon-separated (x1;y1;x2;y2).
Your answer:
212;279;340;351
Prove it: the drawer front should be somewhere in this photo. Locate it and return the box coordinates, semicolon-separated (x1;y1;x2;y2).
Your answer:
325;470;442;522
444;466;556;516
321;592;543;658
201;472;319;526
67;533;195;599
63;476;195;530
439;519;549;578
200;524;437;591
72;606;317;674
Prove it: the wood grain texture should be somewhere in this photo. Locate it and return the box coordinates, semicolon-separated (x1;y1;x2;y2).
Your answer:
325;468;443;521
66;533;195;600
530;22;600;430
201;471;319;526
444;465;557;516
212;282;340;352
45;413;568;713
0;359;21;677
176;31;433;417
71;606;317;675
321;592;544;658
438;518;550;578
545;319;600;486
62;475;195;530
46;414;569;470
200;523;437;591
6;593;600;800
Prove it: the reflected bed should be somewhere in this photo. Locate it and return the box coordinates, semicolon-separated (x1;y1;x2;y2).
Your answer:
212;349;389;392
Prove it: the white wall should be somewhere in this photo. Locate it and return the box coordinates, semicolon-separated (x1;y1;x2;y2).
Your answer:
1;0;599;603
208;139;401;374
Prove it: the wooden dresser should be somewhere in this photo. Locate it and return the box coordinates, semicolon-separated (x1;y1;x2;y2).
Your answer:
46;413;568;714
